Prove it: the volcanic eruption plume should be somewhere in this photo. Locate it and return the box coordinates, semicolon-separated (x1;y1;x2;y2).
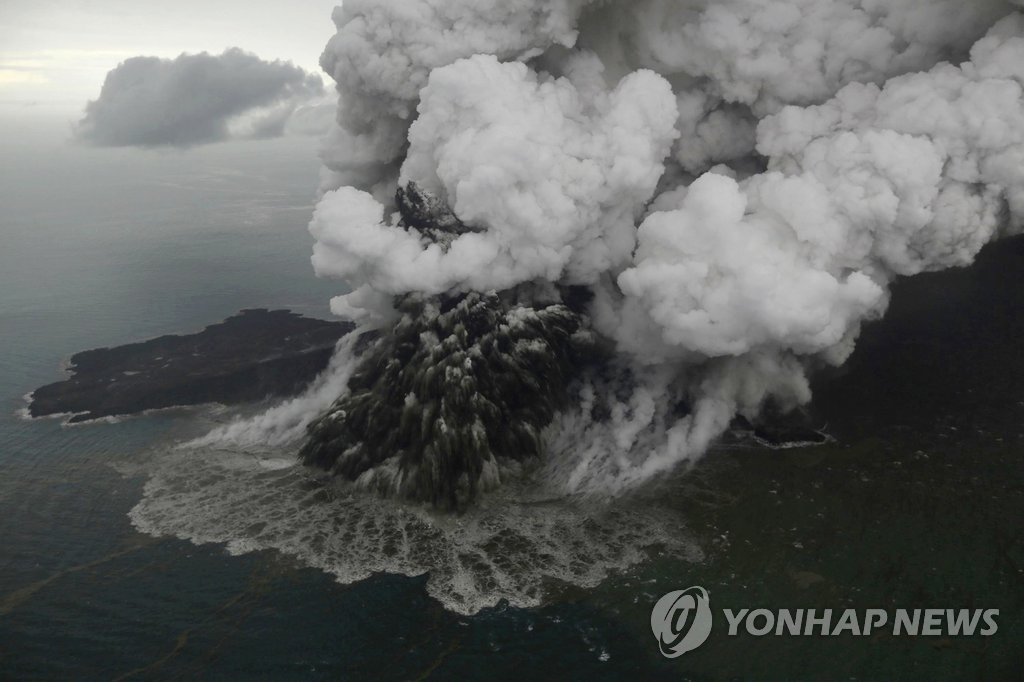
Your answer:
277;0;1024;509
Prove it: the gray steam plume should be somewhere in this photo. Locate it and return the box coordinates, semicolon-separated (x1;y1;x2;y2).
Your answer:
211;0;1024;503
76;48;326;147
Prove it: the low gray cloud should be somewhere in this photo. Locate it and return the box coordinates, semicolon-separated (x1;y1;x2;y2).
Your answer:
76;48;326;147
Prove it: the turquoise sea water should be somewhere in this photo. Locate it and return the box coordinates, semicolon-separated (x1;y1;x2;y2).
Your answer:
1;120;1021;680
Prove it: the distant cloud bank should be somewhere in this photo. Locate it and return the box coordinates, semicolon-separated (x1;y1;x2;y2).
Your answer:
76;48;330;147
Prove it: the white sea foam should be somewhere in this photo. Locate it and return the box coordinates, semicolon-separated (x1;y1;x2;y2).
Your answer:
130;329;699;614
128;439;700;615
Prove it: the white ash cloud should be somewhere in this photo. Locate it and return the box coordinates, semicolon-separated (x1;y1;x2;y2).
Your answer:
580;0;1014;176
611;13;1024;366
76;48;326;148
306;0;1024;493
316;0;592;193
581;0;1011;113
310;52;678;318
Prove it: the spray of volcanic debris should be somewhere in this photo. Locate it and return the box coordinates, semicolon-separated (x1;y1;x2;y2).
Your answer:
245;0;1024;507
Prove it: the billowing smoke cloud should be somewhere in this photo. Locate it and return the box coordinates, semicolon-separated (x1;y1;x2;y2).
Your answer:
311;53;678;320
301;0;1024;496
317;0;592;192
76;48;327;147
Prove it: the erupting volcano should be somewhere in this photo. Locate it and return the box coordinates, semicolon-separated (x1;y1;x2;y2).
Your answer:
235;0;1024;509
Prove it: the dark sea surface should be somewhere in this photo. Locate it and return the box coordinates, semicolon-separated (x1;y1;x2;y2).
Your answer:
0;124;1021;680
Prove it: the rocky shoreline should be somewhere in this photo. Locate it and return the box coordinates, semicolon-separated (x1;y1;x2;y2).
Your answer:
27;309;352;423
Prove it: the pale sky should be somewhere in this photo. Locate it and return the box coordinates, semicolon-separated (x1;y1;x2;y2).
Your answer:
0;1;341;112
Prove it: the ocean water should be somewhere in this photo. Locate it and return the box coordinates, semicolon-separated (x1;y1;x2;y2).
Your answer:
1;119;1022;680
0;122;693;680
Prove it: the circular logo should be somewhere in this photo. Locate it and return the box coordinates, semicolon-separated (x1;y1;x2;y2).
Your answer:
651;586;713;657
